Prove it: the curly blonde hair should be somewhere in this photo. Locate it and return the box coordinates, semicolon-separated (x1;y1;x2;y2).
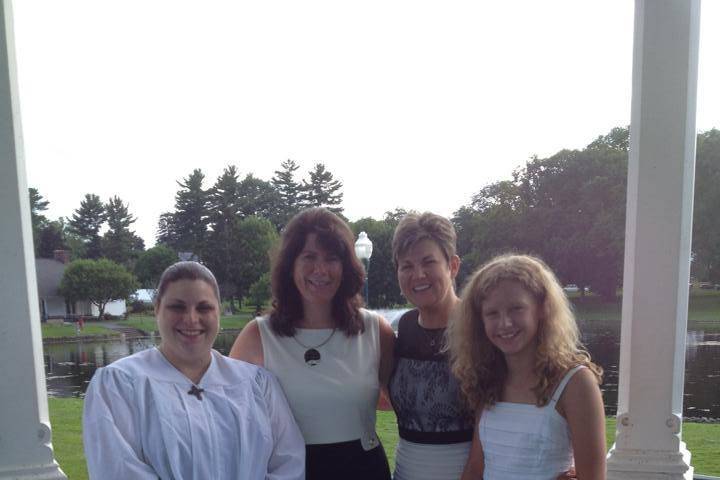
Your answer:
448;254;602;411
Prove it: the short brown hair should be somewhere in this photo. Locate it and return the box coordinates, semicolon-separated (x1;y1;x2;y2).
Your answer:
155;261;220;305
392;212;457;266
269;208;365;336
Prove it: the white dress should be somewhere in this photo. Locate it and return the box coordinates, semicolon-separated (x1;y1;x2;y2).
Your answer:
478;366;585;480
83;347;305;480
257;309;382;450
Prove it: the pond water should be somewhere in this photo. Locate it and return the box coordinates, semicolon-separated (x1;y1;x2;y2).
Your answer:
44;312;720;419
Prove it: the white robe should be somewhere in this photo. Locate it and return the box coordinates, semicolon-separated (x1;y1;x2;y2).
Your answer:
83;347;305;480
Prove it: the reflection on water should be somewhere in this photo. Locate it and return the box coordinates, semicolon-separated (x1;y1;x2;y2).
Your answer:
44;315;720;419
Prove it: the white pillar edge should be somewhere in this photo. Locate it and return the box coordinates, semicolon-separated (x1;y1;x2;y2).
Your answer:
606;0;700;478
0;0;66;478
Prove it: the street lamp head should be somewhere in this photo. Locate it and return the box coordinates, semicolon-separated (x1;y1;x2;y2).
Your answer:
354;231;373;260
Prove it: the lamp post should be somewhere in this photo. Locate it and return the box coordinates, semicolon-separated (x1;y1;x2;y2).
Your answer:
354;231;373;306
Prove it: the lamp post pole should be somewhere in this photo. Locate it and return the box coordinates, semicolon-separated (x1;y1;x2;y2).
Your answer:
354;232;373;307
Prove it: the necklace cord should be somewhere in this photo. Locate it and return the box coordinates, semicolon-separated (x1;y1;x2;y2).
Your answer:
292;328;337;350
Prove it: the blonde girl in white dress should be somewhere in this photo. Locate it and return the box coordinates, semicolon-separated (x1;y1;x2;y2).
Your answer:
449;254;606;480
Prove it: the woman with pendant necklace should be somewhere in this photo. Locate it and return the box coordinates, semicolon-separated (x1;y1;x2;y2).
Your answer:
388;212;475;480
230;207;396;480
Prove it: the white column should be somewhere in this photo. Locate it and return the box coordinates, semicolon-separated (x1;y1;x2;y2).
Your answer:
606;1;700;479
0;1;67;479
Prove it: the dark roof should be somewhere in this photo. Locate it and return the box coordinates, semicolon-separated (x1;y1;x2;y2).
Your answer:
35;258;66;298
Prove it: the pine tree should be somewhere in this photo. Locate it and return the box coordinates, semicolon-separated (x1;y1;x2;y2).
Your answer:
102;196;145;267
171;169;209;259
29;188;50;255
271;159;303;225
238;173;284;227
205;166;242;301
68;194;106;259
301;163;344;214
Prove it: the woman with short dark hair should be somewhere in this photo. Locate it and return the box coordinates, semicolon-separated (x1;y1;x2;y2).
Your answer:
231;208;396;480
388;212;475;480
83;261;304;480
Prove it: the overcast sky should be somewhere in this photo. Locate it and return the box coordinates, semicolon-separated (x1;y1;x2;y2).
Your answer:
11;1;719;246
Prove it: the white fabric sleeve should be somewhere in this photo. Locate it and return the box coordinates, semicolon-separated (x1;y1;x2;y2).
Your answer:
259;369;306;480
82;368;160;480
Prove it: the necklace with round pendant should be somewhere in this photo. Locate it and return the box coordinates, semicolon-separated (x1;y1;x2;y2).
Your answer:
292;328;337;366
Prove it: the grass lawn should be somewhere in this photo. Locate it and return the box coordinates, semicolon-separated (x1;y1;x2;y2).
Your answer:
49;398;719;479
41;323;118;339
117;313;253;334
572;290;720;332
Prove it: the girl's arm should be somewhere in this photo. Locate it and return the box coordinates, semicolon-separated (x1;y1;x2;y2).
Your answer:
229;319;265;366
461;413;484;480
559;368;606;480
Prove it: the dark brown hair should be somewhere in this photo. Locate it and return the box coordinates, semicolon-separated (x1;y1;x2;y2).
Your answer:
155;261;220;306
269;208;365;336
392;212;458;267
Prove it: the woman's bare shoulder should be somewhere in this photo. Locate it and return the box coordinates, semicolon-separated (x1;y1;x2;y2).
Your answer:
229;318;264;366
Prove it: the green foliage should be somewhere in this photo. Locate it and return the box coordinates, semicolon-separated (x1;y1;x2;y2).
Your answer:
59;259;138;318
238;173;285;227
248;272;271;311
102;196;145;267
453;127;629;299
692;129;720;283
29;187;49;254
301;163;344;214
271;159;303;228
351;218;404;307
37;219;67;258
206;166;243;299
134;245;177;288
160;169;210;256
68;194;106;259
232;216;279;300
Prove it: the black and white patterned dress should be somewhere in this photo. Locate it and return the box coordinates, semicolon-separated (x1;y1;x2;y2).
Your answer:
388;310;474;480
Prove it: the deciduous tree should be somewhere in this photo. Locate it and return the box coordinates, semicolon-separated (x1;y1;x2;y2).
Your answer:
59;259;138;319
134;245;177;289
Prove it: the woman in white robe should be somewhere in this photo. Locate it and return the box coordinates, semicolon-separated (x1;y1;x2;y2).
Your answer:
82;261;305;480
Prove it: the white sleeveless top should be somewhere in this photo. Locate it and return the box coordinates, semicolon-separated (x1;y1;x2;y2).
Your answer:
479;366;585;480
257;309;381;450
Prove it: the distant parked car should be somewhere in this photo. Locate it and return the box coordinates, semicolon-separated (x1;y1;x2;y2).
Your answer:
699;282;714;290
563;284;580;293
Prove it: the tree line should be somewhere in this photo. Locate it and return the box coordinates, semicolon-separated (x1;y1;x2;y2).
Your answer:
30;127;720;310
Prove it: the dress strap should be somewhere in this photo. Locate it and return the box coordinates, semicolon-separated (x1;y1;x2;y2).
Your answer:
549;365;586;405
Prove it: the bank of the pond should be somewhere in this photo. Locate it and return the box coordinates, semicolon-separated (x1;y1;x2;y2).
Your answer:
49;398;720;479
41;314;253;343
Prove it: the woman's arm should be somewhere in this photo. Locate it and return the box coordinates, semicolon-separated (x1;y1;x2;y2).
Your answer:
82;370;160;480
376;316;396;410
378;316;396;387
559;368;606;480
460;412;484;480
229;319;264;366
